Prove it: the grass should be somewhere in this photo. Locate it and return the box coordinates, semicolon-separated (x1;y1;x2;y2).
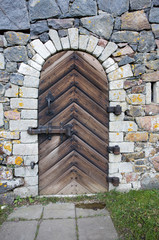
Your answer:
0;190;159;239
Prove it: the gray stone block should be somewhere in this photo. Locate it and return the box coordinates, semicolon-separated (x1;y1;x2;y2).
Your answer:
43;203;75;219
4;46;28;62
30;21;49;37
0;0;30;30
149;8;159;23
153;0;159;6
39;33;50;43
141;174;159;189
10;73;24;86
0;70;10;83
8;205;43;220
97;0;129;16
0;192;14;205
5;32;30;46
111;31;139;43
138;31;156;53
29;0;61;21
80;13;114;39
69;0;97;17
130;0;151;10
37;219;76;240
118;56;135;67
6;62;17;73
57;0;70;15
78;216;118;240
48;19;74;29
0;221;38;240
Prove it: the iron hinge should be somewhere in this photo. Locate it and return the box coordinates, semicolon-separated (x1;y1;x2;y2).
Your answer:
107;177;120;187
107;145;120;155
107;105;122;115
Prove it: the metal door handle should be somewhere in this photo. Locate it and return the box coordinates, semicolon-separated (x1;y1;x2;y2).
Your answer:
45;92;54;115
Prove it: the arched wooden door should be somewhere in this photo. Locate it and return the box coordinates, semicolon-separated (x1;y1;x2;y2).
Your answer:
38;51;109;195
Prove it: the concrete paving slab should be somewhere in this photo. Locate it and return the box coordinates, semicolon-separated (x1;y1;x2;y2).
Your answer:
0;221;38;240
78;216;118;240
76;207;109;218
43;203;75;219
37;219;76;240
7;205;43;220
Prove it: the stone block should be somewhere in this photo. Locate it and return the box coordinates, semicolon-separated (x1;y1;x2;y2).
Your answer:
109;112;124;122
131;85;145;94
152;155;159;172
153;83;159;103
0;166;13;180
119;162;133;173
109;154;121;163
21;110;37;119
69;0;97;17
19;87;38;99
61;37;70;50
149;133;159;143
29;0;61;21
113;45;134;57
32;54;45;66
48;19;74;29
0;0;30;30
125;173;139;183
125;132;148;142
24;156;38;165
146;59;159;71
1;141;12;155
5;84;18;98
106;63;118;74
79;35;89;51
7;156;23;166
127;106;145;117
98;39;108;48
6;62;17;73
18;63;40;78
30;39;51;59
14;165;38;177
5;32;30;46
14;186;38;197
0;178;24;193
25;176;38;186
130;0;151;10
13;144;38;155
110;142;134;153
136;116;159;132
0;131;19;140
102;58;115;69
10;120;37;131
145;104;159;116
10;73;24;86
93;45;104;58
152;24;159;38
30;20;49;37
146;83;151;104
141;174;159;189
111;31;139;44
23;76;40;88
4;110;20;120
142;71;159;82
10;98;38;109
121;10;150;31
49;29;62;51
109;132;123;142
21;131;38;143
109;163;119;174
122;152;145;162
108;64;133;81
4;46;28;62
110;121;138;132
28;60;42;71
99;42;118;62
98;0;129;16
109;90;126;101
44;40;56;54
86;36;98;53
119;56;135;67
0;53;5;70
80;13;114;40
0;192;14;205
0;103;4;127
109;80;124;90
68;28;78;50
138;31;156;53
110;101;128;112
149;7;159;23
126;94;145;105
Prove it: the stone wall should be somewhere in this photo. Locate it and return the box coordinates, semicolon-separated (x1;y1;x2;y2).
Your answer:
0;0;159;203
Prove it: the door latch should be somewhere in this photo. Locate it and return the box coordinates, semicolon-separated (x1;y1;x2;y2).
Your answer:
45;92;54;115
107;145;120;155
107;105;122;115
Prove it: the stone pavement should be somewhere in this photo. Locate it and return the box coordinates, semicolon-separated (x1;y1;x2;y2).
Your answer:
0;203;118;240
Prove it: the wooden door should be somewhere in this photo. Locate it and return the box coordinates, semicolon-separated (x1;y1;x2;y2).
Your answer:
38;51;109;195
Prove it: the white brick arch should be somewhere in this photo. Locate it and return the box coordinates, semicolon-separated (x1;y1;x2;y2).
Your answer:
14;28;136;197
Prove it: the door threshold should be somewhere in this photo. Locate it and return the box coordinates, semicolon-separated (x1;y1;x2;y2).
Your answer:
38;194;96;198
